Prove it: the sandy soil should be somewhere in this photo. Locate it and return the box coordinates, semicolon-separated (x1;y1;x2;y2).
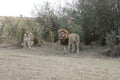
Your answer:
0;44;120;80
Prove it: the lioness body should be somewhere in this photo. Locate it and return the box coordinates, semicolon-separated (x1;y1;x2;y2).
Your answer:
21;31;33;48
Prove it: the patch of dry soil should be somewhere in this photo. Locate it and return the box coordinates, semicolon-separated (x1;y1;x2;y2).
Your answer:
0;45;120;80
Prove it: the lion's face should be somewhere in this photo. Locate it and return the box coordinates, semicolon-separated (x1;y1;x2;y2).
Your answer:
58;29;69;40
58;31;66;39
25;31;29;37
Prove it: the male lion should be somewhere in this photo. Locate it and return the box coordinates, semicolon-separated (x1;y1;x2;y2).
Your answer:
21;31;33;48
58;29;80;54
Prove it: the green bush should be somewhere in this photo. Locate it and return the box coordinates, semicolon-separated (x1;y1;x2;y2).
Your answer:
106;31;117;49
1;17;42;44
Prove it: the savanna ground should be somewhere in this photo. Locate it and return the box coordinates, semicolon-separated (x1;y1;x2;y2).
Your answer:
0;43;120;80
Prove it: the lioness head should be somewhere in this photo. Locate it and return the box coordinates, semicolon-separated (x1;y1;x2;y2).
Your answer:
58;29;68;40
25;31;30;37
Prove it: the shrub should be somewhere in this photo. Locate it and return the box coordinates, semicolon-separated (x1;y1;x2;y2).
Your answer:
106;31;117;49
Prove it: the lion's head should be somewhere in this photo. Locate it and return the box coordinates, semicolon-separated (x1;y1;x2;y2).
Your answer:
58;29;69;45
58;29;68;40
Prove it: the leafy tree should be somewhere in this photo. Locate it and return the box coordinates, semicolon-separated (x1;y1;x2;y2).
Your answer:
34;2;60;42
0;16;39;44
67;0;120;45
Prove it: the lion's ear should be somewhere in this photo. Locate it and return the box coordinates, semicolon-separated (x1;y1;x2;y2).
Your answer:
63;29;68;34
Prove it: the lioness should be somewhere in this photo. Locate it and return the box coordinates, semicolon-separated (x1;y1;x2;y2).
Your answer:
21;31;33;48
58;29;80;54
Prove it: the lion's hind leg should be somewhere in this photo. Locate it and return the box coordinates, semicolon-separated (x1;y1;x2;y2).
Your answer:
71;43;76;53
76;42;79;54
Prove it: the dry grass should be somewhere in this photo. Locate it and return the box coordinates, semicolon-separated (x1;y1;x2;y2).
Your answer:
0;44;120;80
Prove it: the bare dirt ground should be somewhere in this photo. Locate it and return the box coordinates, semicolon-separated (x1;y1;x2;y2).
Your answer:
0;43;120;80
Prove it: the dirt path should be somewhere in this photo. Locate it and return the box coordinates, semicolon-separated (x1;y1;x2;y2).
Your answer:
0;46;120;80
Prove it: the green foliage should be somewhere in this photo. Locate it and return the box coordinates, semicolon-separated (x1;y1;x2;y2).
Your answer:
106;31;117;49
34;2;60;42
0;17;41;44
67;0;120;45
0;37;6;43
1;17;19;43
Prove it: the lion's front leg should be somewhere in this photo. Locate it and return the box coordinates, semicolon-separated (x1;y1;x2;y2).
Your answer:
27;41;31;48
23;40;27;48
27;40;33;48
64;46;67;54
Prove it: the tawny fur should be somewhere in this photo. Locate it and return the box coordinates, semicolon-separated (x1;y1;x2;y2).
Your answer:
58;29;80;54
21;31;34;48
